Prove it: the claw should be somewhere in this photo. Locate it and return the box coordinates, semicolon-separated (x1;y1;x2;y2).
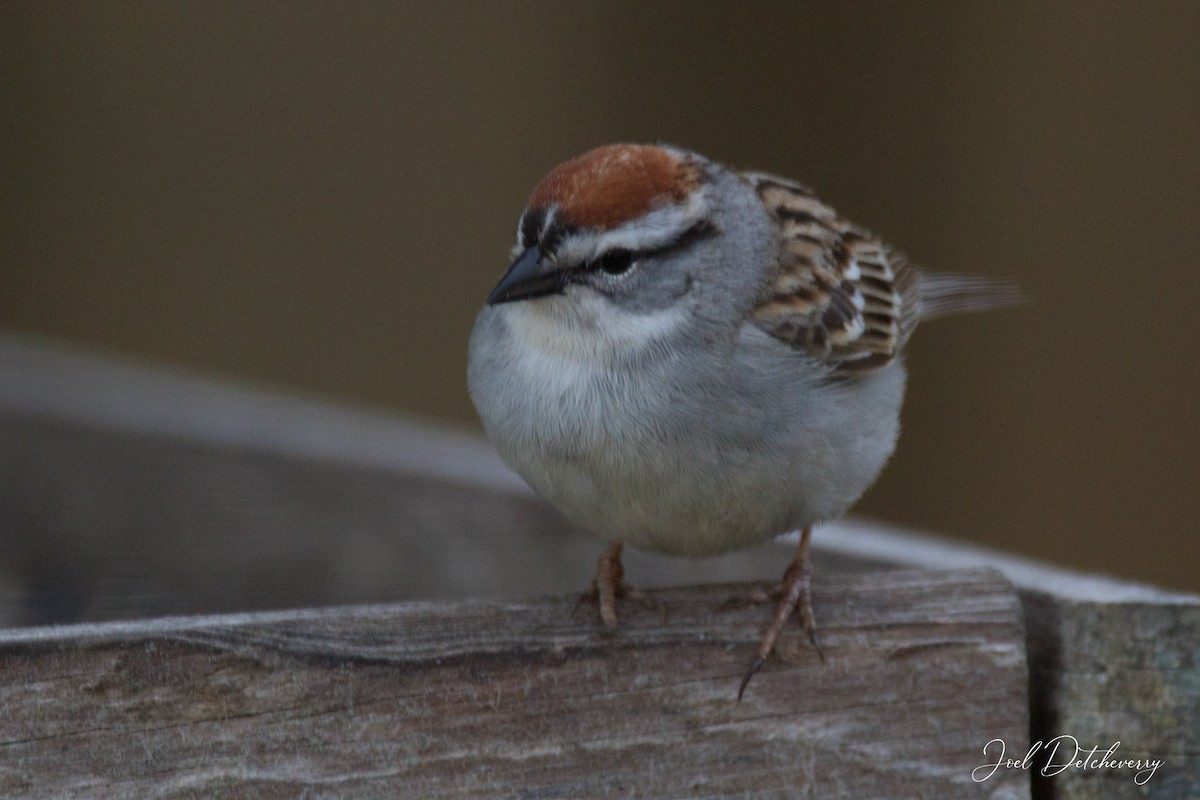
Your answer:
736;526;822;700
738;656;765;701
807;626;825;662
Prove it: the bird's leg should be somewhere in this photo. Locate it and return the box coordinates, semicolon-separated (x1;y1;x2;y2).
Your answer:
594;541;625;630
738;526;823;700
581;542;649;632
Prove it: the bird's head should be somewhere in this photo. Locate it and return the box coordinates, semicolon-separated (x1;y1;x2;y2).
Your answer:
486;144;721;311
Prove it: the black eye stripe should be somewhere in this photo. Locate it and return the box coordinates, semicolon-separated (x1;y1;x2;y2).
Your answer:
653;219;719;256
590;219;719;269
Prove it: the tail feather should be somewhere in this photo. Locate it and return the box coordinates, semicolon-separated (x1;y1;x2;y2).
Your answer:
915;273;1023;321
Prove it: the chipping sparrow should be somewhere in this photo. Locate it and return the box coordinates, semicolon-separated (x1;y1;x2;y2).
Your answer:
467;144;1017;697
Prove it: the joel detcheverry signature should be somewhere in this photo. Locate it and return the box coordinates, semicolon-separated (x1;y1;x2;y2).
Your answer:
973;736;1163;786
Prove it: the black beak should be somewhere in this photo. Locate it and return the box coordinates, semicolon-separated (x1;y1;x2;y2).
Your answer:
486;248;568;305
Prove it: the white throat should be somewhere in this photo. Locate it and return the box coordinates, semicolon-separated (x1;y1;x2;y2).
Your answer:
502;290;687;364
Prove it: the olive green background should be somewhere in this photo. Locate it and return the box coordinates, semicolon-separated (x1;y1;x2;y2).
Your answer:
3;2;1198;593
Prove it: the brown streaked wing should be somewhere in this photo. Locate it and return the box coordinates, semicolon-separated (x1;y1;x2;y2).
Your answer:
743;173;918;375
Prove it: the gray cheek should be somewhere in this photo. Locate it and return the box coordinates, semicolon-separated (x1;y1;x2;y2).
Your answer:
592;257;696;316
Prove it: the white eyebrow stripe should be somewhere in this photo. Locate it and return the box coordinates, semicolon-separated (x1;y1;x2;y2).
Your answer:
514;212;526;249
553;190;710;265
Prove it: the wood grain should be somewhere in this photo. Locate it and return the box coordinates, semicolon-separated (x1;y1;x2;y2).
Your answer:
1021;593;1200;800
813;520;1200;800
0;568;1028;799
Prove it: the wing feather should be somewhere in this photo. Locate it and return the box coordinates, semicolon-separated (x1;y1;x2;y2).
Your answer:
744;173;918;375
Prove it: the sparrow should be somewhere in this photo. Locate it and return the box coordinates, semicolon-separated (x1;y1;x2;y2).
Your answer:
467;143;1017;698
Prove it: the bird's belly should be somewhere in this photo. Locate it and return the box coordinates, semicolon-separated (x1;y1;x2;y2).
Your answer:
469;305;905;558
504;375;902;556
471;331;782;554
503;438;794;556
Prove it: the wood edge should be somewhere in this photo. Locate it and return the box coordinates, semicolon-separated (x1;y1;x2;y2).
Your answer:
0;566;1015;647
804;520;1200;606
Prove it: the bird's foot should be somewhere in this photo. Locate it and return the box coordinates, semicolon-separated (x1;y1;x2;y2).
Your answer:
719;585;776;610
735;526;823;700
578;542;658;634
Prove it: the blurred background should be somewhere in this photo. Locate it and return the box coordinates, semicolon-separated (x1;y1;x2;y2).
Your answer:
2;1;1198;607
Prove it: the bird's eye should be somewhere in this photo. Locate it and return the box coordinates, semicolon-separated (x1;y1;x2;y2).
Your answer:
595;249;635;275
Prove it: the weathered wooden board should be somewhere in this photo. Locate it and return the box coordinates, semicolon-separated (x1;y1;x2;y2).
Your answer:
1021;594;1199;800
814;521;1200;800
0;568;1028;799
